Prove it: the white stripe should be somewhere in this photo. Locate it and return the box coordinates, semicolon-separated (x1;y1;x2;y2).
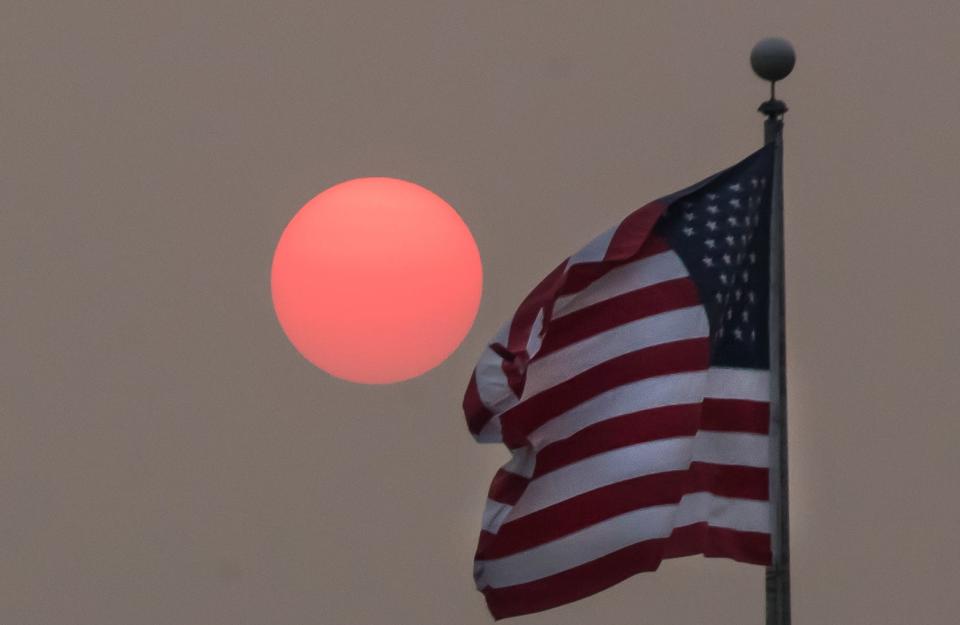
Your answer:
503;432;768;523
476;493;768;588
673;491;769;533
502;446;536;478
481;498;513;534
567;226;616;266
522;306;709;399
479;447;536;533
528;368;769;449
474;321;514;412
471;321;517;444
692;431;768;467
525;308;545;360
477;505;676;589
475;415;502;443
528;371;704;448
705;367;770;401
552;251;689;319
506;438;693;521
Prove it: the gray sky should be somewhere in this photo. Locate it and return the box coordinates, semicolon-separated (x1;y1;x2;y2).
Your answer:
4;2;959;624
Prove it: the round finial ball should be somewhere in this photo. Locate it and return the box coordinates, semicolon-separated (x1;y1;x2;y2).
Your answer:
750;37;796;82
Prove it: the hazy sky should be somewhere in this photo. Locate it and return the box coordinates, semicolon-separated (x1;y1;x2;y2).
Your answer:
4;2;960;624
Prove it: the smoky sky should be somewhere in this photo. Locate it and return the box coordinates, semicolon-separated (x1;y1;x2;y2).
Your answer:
3;2;959;624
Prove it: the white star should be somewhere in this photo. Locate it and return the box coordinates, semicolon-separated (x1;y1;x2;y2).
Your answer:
748;291;756;303
729;183;742;192
751;329;757;341
706;221;718;231
722;253;732;265
707;193;718;200
741;234;748;245
727;216;739;226
719;273;729;285
729;198;741;208
742;310;749;322
742;270;750;282
715;292;723;302
751;177;759;188
705;238;716;249
725;235;736;246
706;204;719;214
735;289;742;301
683;226;695;236
733;327;743;340
727;309;733;320
684;212;695;222
749;252;757;264
703;256;714;267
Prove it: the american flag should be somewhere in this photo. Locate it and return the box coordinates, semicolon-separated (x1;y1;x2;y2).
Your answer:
463;145;775;619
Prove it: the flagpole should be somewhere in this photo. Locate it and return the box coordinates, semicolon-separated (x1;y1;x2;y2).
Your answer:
751;37;795;625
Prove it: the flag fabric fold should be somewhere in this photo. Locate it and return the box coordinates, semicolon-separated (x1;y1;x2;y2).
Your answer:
463;145;776;619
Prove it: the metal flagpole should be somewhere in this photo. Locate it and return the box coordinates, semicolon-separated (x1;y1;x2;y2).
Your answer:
750;37;795;625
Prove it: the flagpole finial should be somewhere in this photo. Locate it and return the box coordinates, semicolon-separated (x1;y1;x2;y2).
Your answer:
751;38;794;117
751;38;795;82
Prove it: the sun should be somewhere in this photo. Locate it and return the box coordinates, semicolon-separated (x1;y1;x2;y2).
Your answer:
271;177;483;384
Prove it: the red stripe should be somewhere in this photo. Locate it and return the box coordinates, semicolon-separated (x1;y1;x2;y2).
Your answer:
507;260;567;353
680;523;771;563
500;338;710;448
605;201;669;261
479;470;685;560
500;260;568;397
463;371;493;435
554;237;671;298
483;523;770;619
535;277;701;359
478;463;767;559
487;208;667;403
701;398;769;433
505;260;567;354
487;469;528;506
689;461;769;499
475;530;499;561
533;403;702;478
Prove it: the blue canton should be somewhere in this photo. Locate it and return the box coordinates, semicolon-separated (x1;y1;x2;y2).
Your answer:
655;147;774;369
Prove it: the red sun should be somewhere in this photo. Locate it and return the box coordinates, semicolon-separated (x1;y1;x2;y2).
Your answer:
271;177;482;384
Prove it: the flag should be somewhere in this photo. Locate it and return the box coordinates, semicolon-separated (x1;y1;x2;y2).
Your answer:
463;145;775;619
